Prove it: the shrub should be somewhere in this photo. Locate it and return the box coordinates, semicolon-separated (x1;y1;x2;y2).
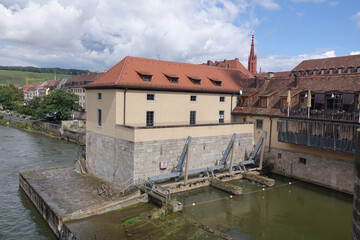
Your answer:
0;115;3;120
19;122;27;128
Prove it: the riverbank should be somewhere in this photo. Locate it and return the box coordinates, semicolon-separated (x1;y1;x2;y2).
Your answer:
0;113;85;144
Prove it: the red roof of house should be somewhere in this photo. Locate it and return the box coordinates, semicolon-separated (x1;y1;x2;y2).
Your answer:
292;54;360;72
86;56;251;93
66;72;102;87
202;58;253;77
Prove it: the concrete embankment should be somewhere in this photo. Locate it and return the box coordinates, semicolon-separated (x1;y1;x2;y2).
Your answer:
0;114;85;144
19;165;148;239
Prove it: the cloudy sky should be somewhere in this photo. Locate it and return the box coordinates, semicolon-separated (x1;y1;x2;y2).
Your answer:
0;0;359;72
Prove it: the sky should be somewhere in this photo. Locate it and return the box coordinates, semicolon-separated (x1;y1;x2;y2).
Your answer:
0;0;359;72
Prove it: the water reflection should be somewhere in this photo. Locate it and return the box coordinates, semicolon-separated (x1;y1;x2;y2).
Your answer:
176;175;352;240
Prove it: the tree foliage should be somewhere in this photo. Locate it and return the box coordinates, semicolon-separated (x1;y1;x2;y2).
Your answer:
0;66;89;75
0;84;23;110
37;89;81;120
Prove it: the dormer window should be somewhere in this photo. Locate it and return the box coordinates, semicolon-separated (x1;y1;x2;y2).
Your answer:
347;67;353;73
137;71;153;82
329;68;334;74
188;76;201;85
357;67;360;73
313;70;317;75
164;74;178;84
321;69;325;75
305;70;309;76
298;71;302;76
337;68;343;74
259;97;267;108
291;72;295;76
209;78;222;87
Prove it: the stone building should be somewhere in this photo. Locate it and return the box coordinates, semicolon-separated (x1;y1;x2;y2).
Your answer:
85;56;254;184
233;54;360;193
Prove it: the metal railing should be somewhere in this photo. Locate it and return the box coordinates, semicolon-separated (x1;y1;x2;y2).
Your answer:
121;177;134;195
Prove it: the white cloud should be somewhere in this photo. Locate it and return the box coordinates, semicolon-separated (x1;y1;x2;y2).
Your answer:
0;0;262;71
258;50;336;72
351;51;360;55
353;11;360;28
252;0;280;10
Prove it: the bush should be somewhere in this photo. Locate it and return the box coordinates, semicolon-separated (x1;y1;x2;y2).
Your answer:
0;115;3;120
49;132;58;137
19;122;27;128
122;217;138;226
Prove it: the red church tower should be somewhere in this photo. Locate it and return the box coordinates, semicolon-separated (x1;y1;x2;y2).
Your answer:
248;30;257;75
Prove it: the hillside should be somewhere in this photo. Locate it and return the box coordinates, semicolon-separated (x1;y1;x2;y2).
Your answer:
0;70;72;86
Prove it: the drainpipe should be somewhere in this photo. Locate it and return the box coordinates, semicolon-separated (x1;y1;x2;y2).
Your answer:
269;117;272;152
231;94;234;120
123;88;127;125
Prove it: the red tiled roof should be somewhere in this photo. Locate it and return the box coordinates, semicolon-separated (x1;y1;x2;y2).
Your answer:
66;72;102;87
292;54;360;72
86;56;251;93
202;58;253;77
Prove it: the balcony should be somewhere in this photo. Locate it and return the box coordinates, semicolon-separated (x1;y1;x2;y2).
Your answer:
279;108;360;123
277;118;358;154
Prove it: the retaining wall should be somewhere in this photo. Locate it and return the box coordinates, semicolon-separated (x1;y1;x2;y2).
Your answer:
87;128;254;185
267;147;354;194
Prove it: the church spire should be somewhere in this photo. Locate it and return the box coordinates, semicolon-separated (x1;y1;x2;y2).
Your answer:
248;30;257;75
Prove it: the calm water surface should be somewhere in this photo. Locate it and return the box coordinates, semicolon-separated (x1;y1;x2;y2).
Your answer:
0;124;353;240
0;125;77;240
177;175;353;240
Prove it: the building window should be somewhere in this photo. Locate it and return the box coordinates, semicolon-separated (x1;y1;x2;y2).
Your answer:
259;97;267;108
219;110;224;123
329;69;334;74
188;77;201;85
298;71;302;76
321;69;325;75
97;92;102;101
165;74;179;84
219;96;225;102
338;68;343;74
326;94;342;111
190;95;197;102
299;157;307;164
146;111;154;127
305;70;309;76
347;67;353;73
98;109;102;127
190;111;196;125
147;93;155;101
210;79;222;86
278;153;282;159
357;67;360;73
256;119;263;130
313;70;317;75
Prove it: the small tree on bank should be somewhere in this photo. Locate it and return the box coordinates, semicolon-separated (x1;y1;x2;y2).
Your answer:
0;84;23;110
37;89;81;120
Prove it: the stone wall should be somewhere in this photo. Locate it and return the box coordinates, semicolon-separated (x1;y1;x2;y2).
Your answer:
352;129;360;240
133;133;253;181
87;130;253;184
267;147;354;193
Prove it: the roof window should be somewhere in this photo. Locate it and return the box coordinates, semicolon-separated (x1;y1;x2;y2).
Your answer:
210;78;222;87
188;76;201;85
164;74;179;84
329;69;334;74
347;67;353;73
305;70;309;76
320;69;325;75
312;70;317;75
337;68;343;74
357;67;360;73
137;71;153;82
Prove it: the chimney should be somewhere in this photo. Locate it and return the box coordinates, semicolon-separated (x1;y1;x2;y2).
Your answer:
254;76;258;88
207;60;212;66
267;72;274;80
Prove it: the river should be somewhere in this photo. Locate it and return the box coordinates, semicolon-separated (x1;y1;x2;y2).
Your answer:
0;125;77;240
0;124;354;239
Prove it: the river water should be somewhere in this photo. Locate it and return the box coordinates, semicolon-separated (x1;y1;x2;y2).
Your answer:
0;125;77;240
0;124;354;239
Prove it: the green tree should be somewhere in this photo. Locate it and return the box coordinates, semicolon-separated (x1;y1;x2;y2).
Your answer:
18;96;41;116
37;89;81;120
0;84;23;110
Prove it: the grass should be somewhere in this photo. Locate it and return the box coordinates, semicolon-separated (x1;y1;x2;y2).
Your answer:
0;70;71;86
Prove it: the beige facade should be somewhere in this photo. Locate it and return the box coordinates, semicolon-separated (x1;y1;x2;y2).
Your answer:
87;89;237;133
69;88;86;109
